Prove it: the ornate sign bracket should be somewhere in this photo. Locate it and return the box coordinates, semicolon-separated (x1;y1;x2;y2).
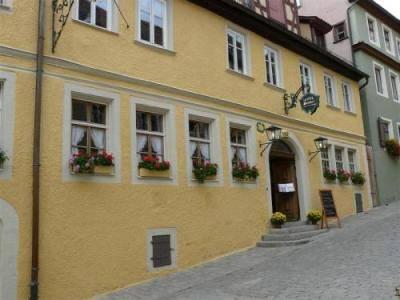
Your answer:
52;0;75;53
283;84;310;115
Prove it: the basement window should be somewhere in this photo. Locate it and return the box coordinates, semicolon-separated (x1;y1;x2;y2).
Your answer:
147;228;176;271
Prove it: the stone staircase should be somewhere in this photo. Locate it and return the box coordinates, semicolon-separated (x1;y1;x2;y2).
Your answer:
257;221;328;248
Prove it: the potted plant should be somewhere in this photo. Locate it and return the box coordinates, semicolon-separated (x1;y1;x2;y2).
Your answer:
192;160;218;183
323;169;336;182
0;149;8;169
307;209;322;225
351;172;366;185
69;151;94;174
138;155;171;178
385;139;400;158
93;151;115;175
270;212;287;228
232;162;259;183
337;169;351;184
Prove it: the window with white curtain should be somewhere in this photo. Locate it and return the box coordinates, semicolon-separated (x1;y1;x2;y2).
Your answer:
342;82;353;112
189;120;211;163
389;70;400;102
300;63;313;92
139;0;168;47
324;74;336;106
373;62;388;97
367;14;379;46
136;111;165;160
227;29;247;74
382;25;394;54
230;127;247;165
71;100;107;154
321;147;330;172
347;149;357;173
334;147;344;171
264;46;280;87
78;0;113;29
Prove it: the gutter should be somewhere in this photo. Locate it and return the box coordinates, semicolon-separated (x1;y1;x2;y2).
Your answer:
30;0;45;299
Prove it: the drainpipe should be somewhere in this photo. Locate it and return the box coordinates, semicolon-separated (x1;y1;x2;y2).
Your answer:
30;0;45;299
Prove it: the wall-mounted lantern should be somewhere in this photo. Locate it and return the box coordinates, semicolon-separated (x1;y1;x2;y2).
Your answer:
257;123;282;156
309;137;329;162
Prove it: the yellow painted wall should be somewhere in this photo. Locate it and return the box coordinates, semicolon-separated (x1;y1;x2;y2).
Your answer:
0;1;371;300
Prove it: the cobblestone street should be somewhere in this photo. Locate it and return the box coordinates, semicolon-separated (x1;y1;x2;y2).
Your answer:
101;202;400;300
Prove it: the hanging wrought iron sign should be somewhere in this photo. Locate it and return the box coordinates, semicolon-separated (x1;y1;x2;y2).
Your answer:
283;84;320;115
52;0;75;53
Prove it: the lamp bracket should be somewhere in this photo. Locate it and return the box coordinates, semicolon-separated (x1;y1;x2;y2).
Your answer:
309;150;321;162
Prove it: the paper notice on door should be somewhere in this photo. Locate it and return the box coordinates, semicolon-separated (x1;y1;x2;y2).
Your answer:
278;183;295;193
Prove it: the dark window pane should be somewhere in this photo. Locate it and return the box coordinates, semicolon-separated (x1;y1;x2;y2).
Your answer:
198;122;209;139
189;121;197;138
152;235;171;268
228;45;235;70
72;100;87;121
95;0;108;28
150;114;163;132
91;104;106;124
237;49;244;73
140;12;151;41
136;112;148;130
154;22;164;45
237;129;246;144
79;0;91;23
230;128;236;143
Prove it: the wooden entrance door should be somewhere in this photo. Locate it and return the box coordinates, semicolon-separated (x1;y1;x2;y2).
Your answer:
270;141;300;221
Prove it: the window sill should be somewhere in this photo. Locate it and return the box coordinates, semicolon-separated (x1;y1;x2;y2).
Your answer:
326;104;341;111
333;37;348;44
344;110;357;116
134;40;176;56
0;4;11;11
72;19;119;36
226;69;254;81
264;82;286;93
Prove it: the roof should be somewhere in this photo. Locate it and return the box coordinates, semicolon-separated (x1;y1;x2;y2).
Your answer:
299;16;333;34
349;0;400;31
187;0;367;81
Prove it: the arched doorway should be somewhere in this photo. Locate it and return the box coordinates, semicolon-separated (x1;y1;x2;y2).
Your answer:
269;140;300;221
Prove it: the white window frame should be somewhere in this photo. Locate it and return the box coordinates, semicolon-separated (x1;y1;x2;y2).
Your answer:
131;95;177;185
62;84;121;183
227;28;249;75
320;146;331;173
324;74;338;107
396;37;400;60
184;109;222;186
225;116;257;186
334;146;345;172
0;0;12;10
264;46;281;87
366;13;380;47
137;0;173;49
299;63;314;93
347;149;358;173
382;24;395;56
74;0;118;31
373;61;388;98
147;228;177;272
380;117;394;140
389;69;400;103
0;71;15;180
342;81;354;112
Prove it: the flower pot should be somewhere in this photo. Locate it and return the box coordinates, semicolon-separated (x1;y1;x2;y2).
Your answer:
192;172;217;182
94;165;114;176
139;168;170;178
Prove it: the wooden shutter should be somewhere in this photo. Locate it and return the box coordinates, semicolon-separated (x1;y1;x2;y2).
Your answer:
377;118;386;147
151;235;172;268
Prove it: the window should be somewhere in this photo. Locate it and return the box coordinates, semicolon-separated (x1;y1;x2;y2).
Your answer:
300;63;313;92
367;15;379;46
389;70;400;102
397;123;400;142
139;0;167;47
347;150;357;173
227;29;247;74
333;22;347;42
324;74;336;107
373;62;388;97
334;147;344;171
147;228;176;271
382;25;394;55
230;127;247;165
189;120;211;163
77;0;112;29
136;111;165;160
321;148;330;172
396;38;400;59
311;28;326;49
264;47;280;86
378;117;393;146
342;82;354;112
71;100;107;154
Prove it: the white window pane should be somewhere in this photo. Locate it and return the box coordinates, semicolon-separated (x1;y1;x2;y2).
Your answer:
140;0;151;12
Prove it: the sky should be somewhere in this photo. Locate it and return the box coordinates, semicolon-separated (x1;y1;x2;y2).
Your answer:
374;0;400;19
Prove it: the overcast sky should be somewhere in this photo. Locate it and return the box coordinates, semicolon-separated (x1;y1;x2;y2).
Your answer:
374;0;400;19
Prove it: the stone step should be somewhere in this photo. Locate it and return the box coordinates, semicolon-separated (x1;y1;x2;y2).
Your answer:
270;224;320;234
262;229;328;241
257;238;311;248
282;221;308;228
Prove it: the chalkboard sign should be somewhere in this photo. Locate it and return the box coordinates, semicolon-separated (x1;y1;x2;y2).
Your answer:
319;190;341;229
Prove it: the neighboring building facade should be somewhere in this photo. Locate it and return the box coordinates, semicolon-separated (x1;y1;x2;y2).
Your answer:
0;0;370;299
300;0;400;206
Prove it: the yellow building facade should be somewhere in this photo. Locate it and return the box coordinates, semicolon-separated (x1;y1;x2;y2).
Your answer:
0;0;371;299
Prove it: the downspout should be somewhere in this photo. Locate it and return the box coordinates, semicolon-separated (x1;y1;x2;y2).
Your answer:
30;0;45;299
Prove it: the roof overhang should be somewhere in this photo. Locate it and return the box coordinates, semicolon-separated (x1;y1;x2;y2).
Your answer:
353;42;400;71
299;16;333;34
187;0;367;81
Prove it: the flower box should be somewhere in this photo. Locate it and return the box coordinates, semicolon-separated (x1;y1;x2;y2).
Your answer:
192;172;217;182
234;177;257;184
139;168;171;178
70;165;94;175
94;165;114;176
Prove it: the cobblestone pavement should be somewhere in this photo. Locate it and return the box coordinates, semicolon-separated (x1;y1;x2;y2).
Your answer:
101;202;400;300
